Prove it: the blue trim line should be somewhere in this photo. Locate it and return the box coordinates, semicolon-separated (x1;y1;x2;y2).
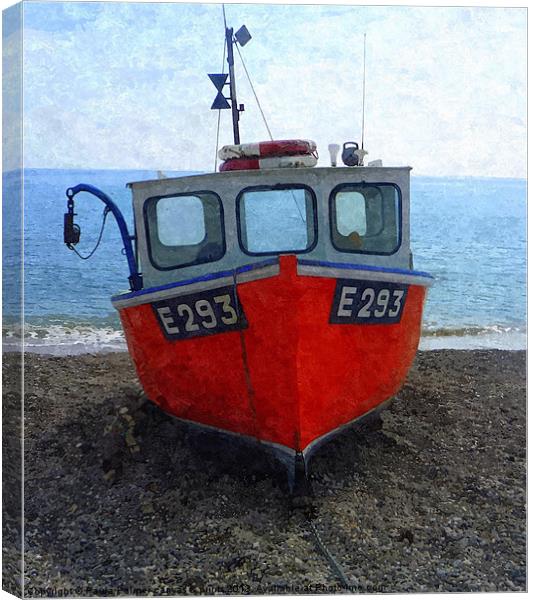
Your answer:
298;258;434;280
111;258;278;302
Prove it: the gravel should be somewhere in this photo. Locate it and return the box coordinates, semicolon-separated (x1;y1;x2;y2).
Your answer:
3;349;526;595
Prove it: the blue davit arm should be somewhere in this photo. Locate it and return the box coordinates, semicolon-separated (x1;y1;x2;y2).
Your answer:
64;183;143;292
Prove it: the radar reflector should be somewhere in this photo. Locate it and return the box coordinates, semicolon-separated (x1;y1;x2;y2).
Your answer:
235;25;251;47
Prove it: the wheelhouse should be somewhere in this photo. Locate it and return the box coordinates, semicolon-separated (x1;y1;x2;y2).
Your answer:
130;166;412;289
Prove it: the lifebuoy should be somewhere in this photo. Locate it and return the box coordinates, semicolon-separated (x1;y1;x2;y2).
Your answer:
219;154;318;172
218;139;317;161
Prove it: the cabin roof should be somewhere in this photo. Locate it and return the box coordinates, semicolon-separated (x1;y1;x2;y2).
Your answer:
126;165;413;189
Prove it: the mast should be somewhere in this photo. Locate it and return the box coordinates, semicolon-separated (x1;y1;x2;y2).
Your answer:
209;20;251;147
226;26;241;145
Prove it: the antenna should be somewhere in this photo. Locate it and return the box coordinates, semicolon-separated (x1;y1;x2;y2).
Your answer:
361;32;366;152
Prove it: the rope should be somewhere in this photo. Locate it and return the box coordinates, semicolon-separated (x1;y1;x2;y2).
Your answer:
361;32;367;152
307;518;353;590
289;189;306;225
235;23;304;228
214;7;228;172
68;207;110;260
222;3;227;29
292;505;353;590
214;110;222;172
234;41;273;141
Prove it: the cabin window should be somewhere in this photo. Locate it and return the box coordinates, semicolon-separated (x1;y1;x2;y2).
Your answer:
237;185;317;255
330;183;401;255
144;191;225;270
336;192;367;236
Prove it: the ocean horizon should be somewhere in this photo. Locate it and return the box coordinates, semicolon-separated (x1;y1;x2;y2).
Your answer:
2;168;527;355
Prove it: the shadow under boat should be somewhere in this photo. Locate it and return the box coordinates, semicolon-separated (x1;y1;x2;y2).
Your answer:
137;395;393;496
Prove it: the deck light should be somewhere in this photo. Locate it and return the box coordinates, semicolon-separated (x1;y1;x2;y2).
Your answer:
328;143;340;167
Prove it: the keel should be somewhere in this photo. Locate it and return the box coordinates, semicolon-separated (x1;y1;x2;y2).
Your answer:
289;451;313;500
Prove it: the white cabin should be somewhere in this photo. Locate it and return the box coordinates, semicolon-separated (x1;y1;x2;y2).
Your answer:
127;166;412;289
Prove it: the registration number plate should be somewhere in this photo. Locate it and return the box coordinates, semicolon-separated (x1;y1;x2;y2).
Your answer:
152;285;247;341
330;280;408;324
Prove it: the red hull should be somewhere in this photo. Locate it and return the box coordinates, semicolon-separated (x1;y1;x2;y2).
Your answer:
118;256;426;453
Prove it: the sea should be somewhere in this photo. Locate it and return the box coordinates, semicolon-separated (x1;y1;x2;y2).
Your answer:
2;169;527;355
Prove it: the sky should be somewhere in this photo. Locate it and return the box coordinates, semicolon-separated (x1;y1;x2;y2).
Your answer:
3;1;528;177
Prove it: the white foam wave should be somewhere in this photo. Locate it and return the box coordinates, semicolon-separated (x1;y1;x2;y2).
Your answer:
2;321;526;356
3;323;127;356
419;328;526;351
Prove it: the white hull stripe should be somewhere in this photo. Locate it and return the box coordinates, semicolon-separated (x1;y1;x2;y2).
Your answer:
297;262;434;287
112;262;280;310
113;257;432;310
143;396;392;461
169;415;297;459
301;398;393;458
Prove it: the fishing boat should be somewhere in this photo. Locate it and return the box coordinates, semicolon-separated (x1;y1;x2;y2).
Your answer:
63;21;433;492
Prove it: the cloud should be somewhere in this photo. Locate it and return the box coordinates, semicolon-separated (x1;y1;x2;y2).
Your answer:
3;4;23;172
19;3;526;177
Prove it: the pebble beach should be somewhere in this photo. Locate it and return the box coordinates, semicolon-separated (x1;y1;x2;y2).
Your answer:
3;349;526;595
